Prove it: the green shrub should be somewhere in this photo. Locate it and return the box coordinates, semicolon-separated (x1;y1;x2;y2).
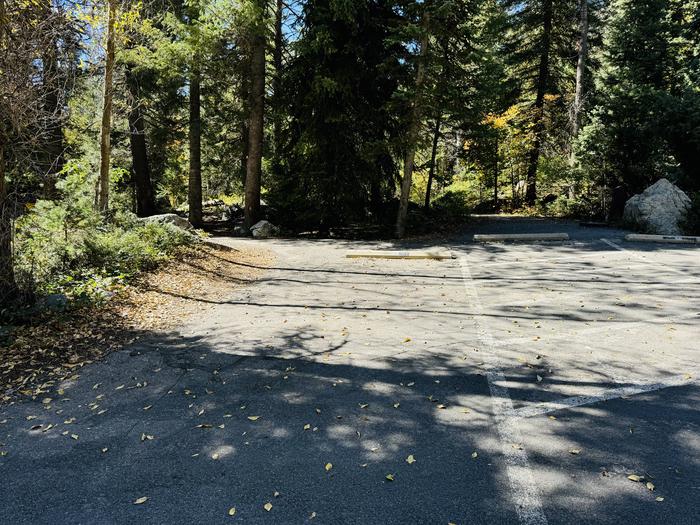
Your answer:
14;200;195;303
431;191;472;220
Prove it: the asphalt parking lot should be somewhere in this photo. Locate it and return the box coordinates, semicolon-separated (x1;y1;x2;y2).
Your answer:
1;217;698;524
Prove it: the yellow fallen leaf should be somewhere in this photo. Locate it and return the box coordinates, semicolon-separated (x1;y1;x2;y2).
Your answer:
628;474;642;482
304;424;311;430
569;449;581;455
385;473;395;481
133;497;148;505
655;496;664;502
406;454;416;465
264;502;272;512
247;416;261;421
646;481;655;491
228;507;236;516
325;462;333;471
471;451;478;459
71;434;79;440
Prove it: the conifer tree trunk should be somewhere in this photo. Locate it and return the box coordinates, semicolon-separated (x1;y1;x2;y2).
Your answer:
424;116;441;209
524;0;552;205
571;0;588;147
244;19;266;229
273;0;283;160
188;66;203;227
126;70;156;217
96;0;116;213
396;13;430;238
0;143;16;302
493;136;499;210
42;33;64;197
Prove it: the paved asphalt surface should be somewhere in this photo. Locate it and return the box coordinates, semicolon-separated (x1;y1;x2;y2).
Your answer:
1;216;699;524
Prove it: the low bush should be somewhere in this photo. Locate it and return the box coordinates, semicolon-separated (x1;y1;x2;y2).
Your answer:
14;194;195;304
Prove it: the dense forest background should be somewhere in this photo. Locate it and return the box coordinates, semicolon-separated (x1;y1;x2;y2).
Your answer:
1;0;699;305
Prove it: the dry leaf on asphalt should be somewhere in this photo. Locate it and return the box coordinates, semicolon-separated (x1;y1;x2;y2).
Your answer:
133;497;148;505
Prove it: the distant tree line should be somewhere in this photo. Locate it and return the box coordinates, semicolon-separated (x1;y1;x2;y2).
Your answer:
1;0;699;301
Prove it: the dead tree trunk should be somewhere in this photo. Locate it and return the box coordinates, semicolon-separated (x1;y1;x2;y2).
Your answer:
96;0;116;213
524;0;552;205
424;116;441;209
396;13;430;238
244;24;266;229
188;66;203;227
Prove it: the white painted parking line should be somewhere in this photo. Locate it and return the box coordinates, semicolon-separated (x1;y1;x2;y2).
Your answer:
459;257;548;525
492;311;700;348
600;238;694;277
506;372;698;419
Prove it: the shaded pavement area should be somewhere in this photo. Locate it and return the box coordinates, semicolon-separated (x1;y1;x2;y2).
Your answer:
1;217;698;524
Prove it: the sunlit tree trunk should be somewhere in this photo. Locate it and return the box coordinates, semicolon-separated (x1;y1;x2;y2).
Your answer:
396;13;430;238
96;0;116;213
493;136;499;210
524;0;552;205
424;116;441;209
244;13;266;229
188;65;203;227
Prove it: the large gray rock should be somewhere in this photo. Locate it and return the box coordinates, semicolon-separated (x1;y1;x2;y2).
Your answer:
623;179;691;235
250;220;279;238
140;213;195;232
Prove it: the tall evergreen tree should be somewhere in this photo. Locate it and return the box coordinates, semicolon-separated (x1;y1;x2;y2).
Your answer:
502;0;578;203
